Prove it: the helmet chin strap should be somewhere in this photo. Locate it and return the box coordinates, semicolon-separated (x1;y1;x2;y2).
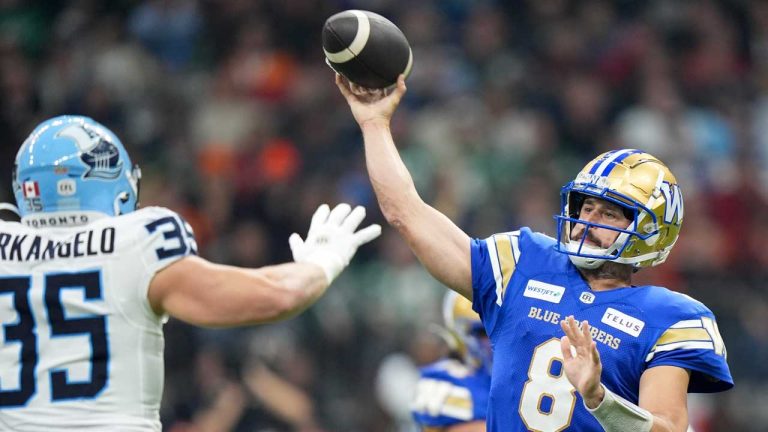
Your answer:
569;257;605;269
565;243;607;269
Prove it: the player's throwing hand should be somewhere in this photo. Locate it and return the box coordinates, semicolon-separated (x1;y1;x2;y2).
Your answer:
335;73;407;128
560;316;605;409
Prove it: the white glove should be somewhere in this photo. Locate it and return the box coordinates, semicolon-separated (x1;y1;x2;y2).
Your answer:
289;203;382;283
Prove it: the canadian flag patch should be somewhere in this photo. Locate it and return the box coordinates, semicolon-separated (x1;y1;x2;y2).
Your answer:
23;181;40;198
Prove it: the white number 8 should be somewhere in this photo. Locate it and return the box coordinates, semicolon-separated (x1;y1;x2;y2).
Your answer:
518;338;576;432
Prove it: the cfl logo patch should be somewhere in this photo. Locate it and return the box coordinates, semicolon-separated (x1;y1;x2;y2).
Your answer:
579;292;595;304
57;179;76;196
660;182;683;225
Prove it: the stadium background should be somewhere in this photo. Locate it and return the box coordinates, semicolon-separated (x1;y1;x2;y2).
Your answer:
1;0;766;431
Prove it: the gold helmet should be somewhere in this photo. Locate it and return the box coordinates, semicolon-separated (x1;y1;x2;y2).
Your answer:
554;149;684;269
442;291;490;368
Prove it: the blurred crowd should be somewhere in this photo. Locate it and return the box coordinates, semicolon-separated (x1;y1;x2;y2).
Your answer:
1;0;767;431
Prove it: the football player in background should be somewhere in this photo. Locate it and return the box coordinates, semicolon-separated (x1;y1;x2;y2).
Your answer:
0;115;380;431
335;74;733;432
411;291;491;432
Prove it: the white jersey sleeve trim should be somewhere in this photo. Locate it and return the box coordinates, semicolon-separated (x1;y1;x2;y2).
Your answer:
645;317;725;362
442;385;473;420
484;231;521;306
411;378;474;421
671;319;704;329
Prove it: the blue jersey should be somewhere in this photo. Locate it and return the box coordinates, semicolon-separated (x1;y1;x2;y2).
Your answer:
471;228;733;432
411;359;491;430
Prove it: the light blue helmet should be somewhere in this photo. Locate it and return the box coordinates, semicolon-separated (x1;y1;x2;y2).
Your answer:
13;116;141;226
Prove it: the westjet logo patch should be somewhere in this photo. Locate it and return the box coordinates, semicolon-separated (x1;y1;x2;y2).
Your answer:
523;280;565;304
601;308;645;337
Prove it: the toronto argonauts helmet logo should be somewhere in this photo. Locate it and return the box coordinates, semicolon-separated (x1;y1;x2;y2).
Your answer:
57;123;123;180
80;137;122;179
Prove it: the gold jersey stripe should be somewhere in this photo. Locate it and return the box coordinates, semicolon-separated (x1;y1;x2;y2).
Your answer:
494;235;517;301
444;395;472;410
655;328;711;347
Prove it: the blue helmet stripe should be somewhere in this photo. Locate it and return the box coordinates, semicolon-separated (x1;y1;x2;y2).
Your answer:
596;149;643;177
588;150;618;174
599;149;643;176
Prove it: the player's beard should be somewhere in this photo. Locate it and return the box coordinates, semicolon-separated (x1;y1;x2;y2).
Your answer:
580;260;633;284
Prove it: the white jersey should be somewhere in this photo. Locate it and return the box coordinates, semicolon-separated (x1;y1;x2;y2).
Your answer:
0;207;196;431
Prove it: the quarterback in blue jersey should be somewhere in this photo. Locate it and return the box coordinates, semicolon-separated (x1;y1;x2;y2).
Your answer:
0;116;380;431
336;74;733;432
411;292;491;431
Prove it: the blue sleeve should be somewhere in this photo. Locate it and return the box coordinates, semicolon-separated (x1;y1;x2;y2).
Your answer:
646;307;733;393
470;237;501;336
470;231;522;336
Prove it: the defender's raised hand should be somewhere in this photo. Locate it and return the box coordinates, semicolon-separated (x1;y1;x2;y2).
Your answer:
289;203;381;283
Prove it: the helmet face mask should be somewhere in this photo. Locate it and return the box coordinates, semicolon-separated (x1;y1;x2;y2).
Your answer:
442;291;491;371
13;116;141;226
553;149;684;269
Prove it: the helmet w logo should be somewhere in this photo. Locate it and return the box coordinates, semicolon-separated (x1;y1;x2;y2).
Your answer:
660;183;684;225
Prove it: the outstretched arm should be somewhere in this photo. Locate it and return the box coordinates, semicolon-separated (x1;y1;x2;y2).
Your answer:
560;317;691;432
148;257;329;327
148;203;380;327
336;74;473;299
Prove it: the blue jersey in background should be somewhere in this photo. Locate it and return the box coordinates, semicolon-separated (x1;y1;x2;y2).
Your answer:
411;358;491;430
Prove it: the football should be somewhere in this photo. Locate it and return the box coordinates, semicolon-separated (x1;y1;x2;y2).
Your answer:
322;10;413;89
